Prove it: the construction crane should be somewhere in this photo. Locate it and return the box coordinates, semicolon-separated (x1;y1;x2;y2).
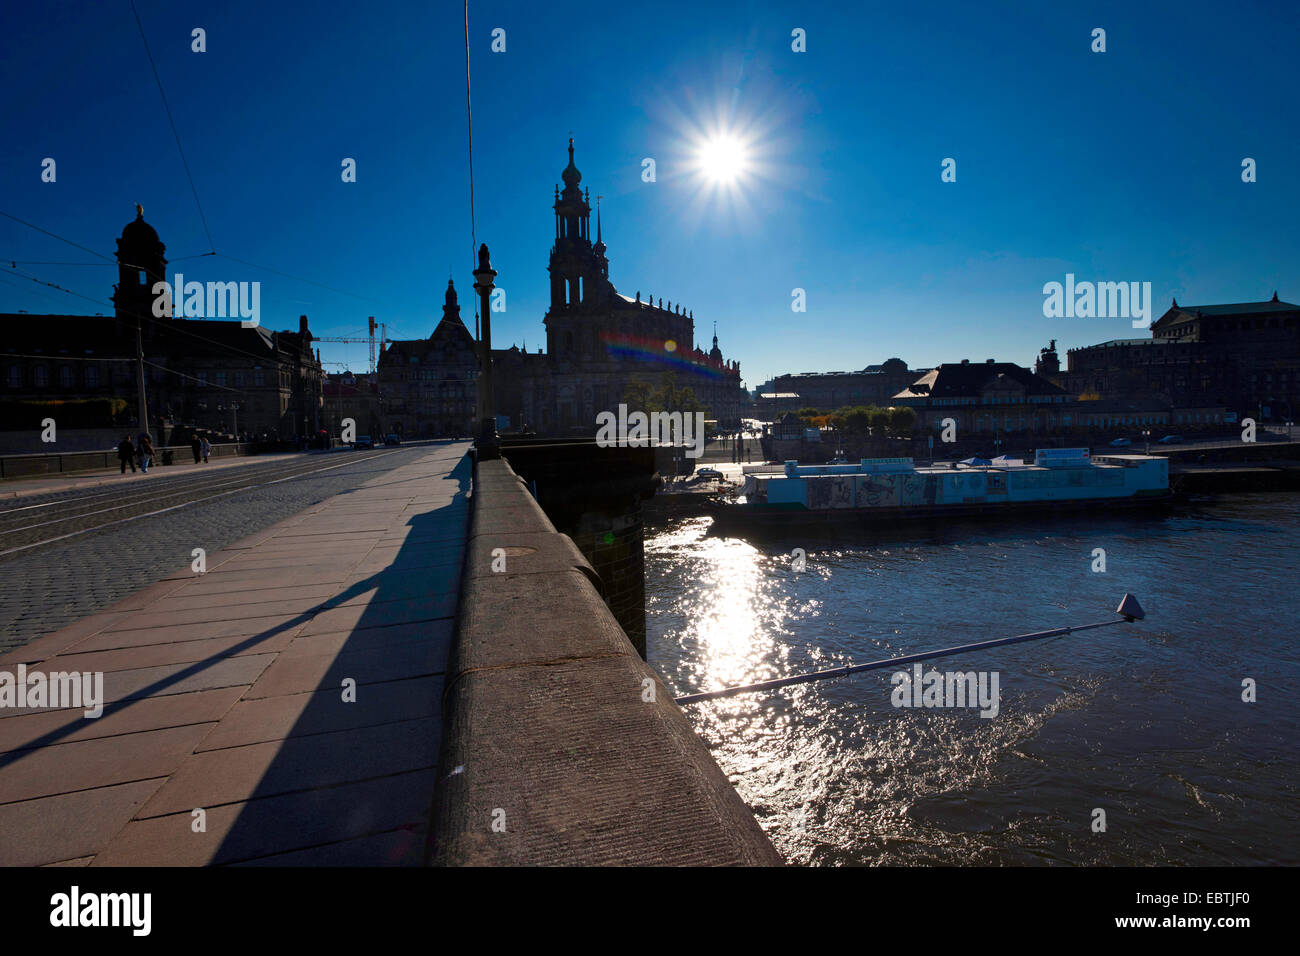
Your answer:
314;316;387;373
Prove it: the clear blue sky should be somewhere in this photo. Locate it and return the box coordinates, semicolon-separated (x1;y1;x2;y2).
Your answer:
2;0;1297;388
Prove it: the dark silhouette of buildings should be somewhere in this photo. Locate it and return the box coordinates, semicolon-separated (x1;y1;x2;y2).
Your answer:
323;370;382;438
761;358;918;415
1065;294;1300;420
376;139;747;439
376;279;478;438
892;359;1073;435
0;207;324;442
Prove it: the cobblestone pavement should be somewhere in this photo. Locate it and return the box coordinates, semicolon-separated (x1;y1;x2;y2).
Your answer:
0;444;449;650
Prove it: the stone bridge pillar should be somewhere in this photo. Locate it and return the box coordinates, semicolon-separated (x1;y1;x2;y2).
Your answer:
499;439;659;656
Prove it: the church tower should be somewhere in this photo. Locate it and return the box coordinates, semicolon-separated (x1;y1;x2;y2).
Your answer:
112;204;167;322
548;138;607;311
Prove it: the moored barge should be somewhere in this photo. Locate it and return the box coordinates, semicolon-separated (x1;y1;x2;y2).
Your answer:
708;448;1171;526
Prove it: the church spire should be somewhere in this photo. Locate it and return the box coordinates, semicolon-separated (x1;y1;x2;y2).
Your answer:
561;136;582;198
433;278;466;337
550;137;596;310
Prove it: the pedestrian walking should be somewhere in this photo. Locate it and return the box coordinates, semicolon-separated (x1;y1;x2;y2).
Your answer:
138;433;155;473
118;435;136;474
191;435;202;464
201;437;211;463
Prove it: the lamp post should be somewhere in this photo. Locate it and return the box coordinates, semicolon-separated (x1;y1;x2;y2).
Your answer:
472;243;499;460
1141;428;1151;455
135;318;150;442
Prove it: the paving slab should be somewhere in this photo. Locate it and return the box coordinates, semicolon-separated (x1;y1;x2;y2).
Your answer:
0;686;245;753
94;770;437;866
136;717;439;818
0;780;166;867
196;678;440;751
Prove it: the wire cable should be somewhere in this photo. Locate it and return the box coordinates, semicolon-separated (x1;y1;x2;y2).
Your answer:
213;252;378;303
129;0;215;252
464;0;479;339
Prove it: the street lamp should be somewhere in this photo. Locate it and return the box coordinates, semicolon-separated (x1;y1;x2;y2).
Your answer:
472;243;499;460
1141;428;1150;455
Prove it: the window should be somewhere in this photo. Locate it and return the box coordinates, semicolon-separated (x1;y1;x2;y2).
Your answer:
85;366;99;388
197;371;208;386
34;366;49;388
6;366;20;388
215;371;227;387
254;370;265;386
59;366;73;388
234;371;246;387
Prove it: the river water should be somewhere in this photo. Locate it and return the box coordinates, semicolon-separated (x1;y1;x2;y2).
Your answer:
645;493;1300;865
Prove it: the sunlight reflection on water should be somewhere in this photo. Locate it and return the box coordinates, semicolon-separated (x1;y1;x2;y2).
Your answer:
645;499;1300;866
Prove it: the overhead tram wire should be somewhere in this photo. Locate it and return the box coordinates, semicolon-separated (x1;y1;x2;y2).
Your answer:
2;260;115;267
3;265;298;369
2;213;390;343
3;209;384;310
465;0;478;338
212;253;378;304
6;257;359;373
1;210;408;373
129;0;215;253
1;208;185;291
0;211;116;264
5;262;404;394
0;346;255;399
142;359;252;398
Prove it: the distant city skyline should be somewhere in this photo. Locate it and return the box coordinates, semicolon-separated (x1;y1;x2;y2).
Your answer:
3;0;1297;389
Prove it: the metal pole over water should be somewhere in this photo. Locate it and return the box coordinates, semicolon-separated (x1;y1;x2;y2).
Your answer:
674;593;1145;705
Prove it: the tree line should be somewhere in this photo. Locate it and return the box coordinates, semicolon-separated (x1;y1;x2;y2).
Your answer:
794;404;917;438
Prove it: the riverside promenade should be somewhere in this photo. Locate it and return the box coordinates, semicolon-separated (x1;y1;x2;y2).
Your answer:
0;442;470;865
0;439;780;866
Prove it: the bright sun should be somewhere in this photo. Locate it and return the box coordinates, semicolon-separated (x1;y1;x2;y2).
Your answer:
697;134;748;185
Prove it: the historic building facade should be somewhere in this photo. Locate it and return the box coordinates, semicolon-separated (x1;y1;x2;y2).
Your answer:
375;140;747;439
1064;295;1300;420
505;140;745;432
894;354;1228;437
323;371;381;437
892;359;1074;435
0;207;323;441
375;280;478;439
